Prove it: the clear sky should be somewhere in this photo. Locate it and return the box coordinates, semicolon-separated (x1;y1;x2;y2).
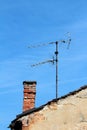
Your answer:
0;0;87;130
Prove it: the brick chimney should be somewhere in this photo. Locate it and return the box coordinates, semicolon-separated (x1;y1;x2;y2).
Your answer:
23;81;37;112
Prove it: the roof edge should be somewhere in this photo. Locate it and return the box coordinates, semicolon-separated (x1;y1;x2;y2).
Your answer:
9;85;87;127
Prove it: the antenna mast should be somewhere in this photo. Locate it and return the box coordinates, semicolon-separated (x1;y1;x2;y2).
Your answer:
55;41;58;99
29;34;71;100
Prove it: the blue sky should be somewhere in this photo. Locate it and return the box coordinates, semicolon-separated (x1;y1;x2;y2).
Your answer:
0;0;87;130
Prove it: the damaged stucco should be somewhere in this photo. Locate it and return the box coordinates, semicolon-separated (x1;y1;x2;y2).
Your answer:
10;86;87;130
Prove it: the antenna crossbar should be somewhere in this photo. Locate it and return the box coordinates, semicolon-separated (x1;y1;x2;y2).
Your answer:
28;42;54;48
31;59;55;67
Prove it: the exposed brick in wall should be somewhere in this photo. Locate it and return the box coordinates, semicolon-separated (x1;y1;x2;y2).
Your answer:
23;81;37;112
27;89;87;130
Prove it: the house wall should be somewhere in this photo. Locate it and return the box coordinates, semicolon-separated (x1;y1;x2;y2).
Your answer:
22;89;87;130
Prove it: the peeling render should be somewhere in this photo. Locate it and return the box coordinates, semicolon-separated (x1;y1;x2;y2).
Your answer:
9;85;87;130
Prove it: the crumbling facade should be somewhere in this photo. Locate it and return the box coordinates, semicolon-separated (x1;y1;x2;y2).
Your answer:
9;81;87;130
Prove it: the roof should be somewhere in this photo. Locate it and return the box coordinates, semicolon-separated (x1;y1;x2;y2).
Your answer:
9;85;87;128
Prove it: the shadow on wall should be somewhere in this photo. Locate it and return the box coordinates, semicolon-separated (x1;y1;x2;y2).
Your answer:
14;121;22;130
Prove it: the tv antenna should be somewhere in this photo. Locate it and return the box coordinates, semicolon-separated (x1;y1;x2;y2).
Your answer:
28;34;71;100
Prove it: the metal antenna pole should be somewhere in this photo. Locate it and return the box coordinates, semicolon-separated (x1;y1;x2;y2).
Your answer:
55;41;58;99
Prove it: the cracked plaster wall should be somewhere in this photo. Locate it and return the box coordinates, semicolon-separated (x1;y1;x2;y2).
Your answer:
21;89;87;130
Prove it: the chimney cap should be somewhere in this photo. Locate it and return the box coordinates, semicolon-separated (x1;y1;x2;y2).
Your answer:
23;81;37;85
